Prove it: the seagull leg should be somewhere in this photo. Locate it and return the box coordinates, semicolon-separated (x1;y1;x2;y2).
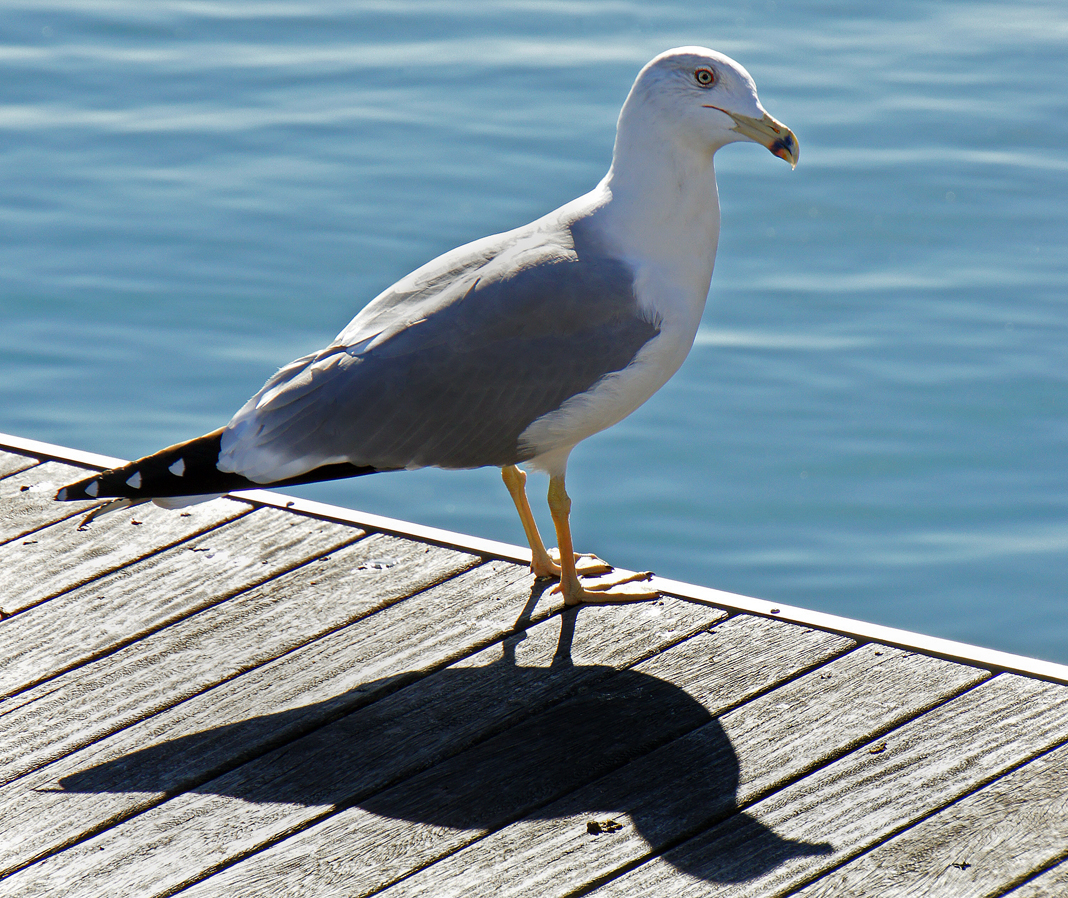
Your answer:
502;465;614;580
502;465;558;579
546;474;659;606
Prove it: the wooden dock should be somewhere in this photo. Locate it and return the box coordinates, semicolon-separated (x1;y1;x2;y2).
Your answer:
2;431;1067;898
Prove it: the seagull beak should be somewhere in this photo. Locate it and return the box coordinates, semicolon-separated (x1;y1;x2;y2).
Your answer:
728;111;799;168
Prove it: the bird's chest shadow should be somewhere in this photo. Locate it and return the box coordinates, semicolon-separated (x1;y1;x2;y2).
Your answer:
359;603;741;837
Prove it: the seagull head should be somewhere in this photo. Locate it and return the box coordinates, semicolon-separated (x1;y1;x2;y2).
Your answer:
620;47;798;168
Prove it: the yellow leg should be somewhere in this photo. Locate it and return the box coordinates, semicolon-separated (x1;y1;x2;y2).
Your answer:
546;474;659;606
547;475;583;604
502;465;558;579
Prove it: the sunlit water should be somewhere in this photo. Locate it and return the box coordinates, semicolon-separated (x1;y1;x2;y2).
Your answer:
2;2;1066;661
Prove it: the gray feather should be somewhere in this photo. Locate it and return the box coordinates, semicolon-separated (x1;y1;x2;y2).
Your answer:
221;209;661;479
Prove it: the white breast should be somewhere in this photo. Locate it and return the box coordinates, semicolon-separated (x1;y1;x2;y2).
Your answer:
519;262;707;477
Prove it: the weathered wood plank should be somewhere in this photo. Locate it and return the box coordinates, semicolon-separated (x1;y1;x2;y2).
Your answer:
790;740;1068;898
0;450;39;480
177;615;855;898
0;533;477;785
0;461;100;546
0;561;538;876
361;644;986;898
0;494;252;616
1003;859;1068;897
0;598;728;895
586;674;1068;898
0;507;363;697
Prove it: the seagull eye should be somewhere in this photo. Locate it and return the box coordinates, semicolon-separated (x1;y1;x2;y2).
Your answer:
694;67;715;87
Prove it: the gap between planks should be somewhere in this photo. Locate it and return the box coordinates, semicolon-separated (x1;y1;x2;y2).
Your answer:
354;647;987;898
0;508;369;699
582;673;1068;898
1000;855;1068;898
787;736;1068;898
0;558;529;876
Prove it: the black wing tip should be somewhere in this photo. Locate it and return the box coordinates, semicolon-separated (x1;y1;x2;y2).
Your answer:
54;427;386;503
55;476;97;502
55;465;153;502
54;428;229;503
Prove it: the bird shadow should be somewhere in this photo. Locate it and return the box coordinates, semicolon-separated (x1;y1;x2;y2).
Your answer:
59;592;831;885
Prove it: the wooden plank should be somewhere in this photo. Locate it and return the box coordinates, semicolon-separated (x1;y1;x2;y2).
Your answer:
0;434;124;470
356;644;985;898
0;507;363;697
0;533;477;785
1003;860;1068;898
0;449;39;480
790;739;1068;897
0;598;728;895
177;615;855;898
0;495;253;617
587;674;1068;898
0;561;539;875
0;460;101;546
653;575;1068;687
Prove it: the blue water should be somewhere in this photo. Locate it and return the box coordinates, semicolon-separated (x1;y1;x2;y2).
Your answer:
2;2;1066;662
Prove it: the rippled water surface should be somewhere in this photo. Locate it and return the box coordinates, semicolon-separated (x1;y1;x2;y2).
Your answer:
2;2;1066;661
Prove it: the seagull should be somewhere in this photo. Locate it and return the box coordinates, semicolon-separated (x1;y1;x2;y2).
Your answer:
56;46;798;605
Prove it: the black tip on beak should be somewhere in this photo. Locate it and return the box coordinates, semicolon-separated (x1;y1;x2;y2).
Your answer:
770;130;798;167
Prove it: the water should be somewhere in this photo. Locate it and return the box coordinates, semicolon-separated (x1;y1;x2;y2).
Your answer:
2;1;1066;662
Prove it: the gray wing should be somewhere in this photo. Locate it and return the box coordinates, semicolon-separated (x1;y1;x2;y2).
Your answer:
219;216;661;482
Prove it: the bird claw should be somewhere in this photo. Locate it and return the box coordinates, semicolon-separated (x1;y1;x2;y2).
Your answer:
575;553;615;576
542;550;614;577
582;569;655;590
549;567;659;605
532;541;657;604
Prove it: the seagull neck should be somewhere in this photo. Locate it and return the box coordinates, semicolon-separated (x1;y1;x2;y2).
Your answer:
596;130;721;286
